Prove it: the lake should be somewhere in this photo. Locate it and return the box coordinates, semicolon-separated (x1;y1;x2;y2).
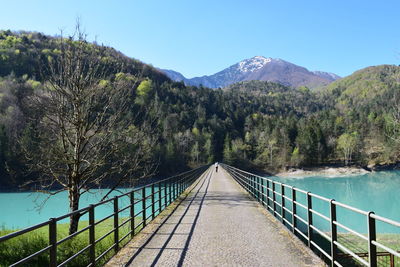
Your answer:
0;186;163;230
0;171;399;234
273;170;400;234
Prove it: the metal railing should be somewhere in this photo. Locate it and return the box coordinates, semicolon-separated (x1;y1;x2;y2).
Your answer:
0;165;209;266
222;164;400;267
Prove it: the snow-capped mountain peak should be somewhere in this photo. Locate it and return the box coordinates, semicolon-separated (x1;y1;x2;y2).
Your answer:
237;56;273;73
160;56;340;88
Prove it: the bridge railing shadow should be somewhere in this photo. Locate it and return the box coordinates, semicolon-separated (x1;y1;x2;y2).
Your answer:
0;165;210;267
124;168;213;267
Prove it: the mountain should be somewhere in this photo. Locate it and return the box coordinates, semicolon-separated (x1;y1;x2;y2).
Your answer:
0;30;170;84
318;64;400;108
161;56;340;89
312;71;341;81
1;30;399;189
159;69;188;83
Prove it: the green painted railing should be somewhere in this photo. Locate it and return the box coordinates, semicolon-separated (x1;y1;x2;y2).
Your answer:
0;165;209;266
222;163;400;267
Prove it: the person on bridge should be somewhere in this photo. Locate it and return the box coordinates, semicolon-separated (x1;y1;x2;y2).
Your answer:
215;162;218;173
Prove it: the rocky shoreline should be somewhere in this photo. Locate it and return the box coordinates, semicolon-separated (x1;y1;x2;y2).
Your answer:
272;161;400;178
274;166;371;178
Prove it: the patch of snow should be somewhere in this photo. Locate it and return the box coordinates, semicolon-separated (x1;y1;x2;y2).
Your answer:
237;56;272;73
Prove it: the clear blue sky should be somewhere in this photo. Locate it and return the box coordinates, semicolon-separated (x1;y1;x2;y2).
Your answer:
0;0;399;78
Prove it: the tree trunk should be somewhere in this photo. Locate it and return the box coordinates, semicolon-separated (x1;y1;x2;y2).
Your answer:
344;149;350;166
68;185;81;235
269;148;273;165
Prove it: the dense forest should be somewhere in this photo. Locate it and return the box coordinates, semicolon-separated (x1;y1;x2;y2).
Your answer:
1;30;400;190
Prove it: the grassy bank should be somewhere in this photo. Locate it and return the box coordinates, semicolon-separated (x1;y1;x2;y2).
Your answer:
0;217;142;267
337;233;400;252
336;233;400;266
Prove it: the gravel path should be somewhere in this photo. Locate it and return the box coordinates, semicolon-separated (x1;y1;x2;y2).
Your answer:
106;167;325;267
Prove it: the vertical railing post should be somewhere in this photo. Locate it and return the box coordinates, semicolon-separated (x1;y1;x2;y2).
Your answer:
177;177;180;195
248;174;252;194
243;173;246;189
151;184;155;220
114;197;119;253
248;175;250;194
159;182;162;214
89;205;96;267
255;176;257;198
251;175;257;199
272;182;276;216
181;176;184;193
181;176;183;193
130;191;135;238
184;174;187;190
252;176;256;197
281;184;285;223
257;176;261;201
176;177;182;198
368;212;377;267
142;187;146;227
252;176;255;198
266;180;270;209
292;187;297;234
248;175;253;195
254;176;258;200
243;173;247;192
173;177;176;200
261;178;265;206
49;218;57;267
329;200;337;267
164;180;168;207
307;192;313;248
169;179;172;205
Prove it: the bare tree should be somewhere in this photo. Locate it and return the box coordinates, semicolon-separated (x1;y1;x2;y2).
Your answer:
336;132;358;165
23;25;157;234
388;93;400;142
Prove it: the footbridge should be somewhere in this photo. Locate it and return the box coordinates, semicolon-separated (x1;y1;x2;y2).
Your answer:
1;164;399;266
107;165;322;266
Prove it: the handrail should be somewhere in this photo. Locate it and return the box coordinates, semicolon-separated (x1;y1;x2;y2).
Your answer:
0;164;210;266
221;163;400;267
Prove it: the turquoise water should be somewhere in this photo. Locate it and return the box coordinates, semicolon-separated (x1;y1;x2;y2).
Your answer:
0;186;166;230
1;171;399;234
272;170;400;234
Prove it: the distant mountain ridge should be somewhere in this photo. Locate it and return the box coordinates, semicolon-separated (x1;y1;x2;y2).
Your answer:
160;56;340;88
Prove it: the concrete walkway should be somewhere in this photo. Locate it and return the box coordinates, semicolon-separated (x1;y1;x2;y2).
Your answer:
107;167;325;267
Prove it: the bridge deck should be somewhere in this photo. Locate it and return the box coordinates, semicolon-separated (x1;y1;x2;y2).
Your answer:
107;167;324;266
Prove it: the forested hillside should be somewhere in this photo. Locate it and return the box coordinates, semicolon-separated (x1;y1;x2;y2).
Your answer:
0;30;399;190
